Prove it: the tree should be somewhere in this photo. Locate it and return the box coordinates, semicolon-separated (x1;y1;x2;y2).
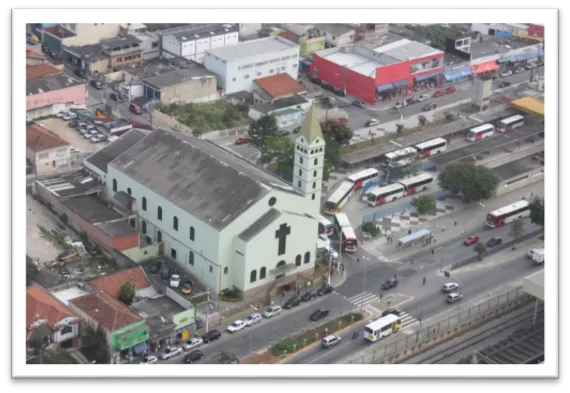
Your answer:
118;282;136;305
248;115;279;149
26;256;39;286
418;115;428;126
219;351;239;364
529;196;544;227
509;218;525;249
438;162;500;202
28;329;47;356
411;195;437;215
84;324;111;364
362;222;380;237
320;118;352;145
323;139;340;181
474;242;487;261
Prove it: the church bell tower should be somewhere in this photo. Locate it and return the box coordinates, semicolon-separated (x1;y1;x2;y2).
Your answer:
293;104;326;218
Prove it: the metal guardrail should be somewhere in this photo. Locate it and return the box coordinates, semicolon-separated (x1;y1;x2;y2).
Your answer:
345;286;530;364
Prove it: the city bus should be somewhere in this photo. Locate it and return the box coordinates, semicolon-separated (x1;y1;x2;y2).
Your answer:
333;212;352;229
347;168;380;190
384;147;418;168
466;123;495;142
497;114;525;132
486;200;530;228
398;173;434;195
340;226;358;252
323;181;354;215
414;137;448;158
367;183;405;207
318;215;335;236
364;314;402;342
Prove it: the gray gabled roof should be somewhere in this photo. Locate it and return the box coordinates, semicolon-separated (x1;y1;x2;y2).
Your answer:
84;129;146;174
110;129;299;230
238;209;282;242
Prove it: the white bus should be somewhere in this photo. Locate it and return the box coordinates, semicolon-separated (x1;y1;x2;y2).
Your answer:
340;226;358;252
347;168;380;190
486;200;530;228
318;215;335;236
384;147;418;168
333;212;352;229
398;173;434;195
497;114;525;132
364;314;402;342
324;181;354;215
466;123;495;142
414;137;448;158
367;183;405;207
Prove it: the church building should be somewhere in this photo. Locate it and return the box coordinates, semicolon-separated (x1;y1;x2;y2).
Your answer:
106;105;326;299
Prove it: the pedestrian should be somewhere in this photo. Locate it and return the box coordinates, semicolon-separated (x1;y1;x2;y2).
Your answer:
434;236;437;243
454;221;457;227
282;291;285;298
408;229;412;235
297;289;300;296
423;276;426;286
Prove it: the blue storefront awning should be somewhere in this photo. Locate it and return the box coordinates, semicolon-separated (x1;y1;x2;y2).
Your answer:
515;51;539;62
539;49;544;57
444;68;472;80
393;79;409;88
132;341;148;354
414;71;441;82
376;83;394;93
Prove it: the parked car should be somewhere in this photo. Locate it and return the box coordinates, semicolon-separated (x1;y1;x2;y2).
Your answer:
182;337;203;351
423;103;437;111
76;121;88;129
310;309;329;321
245;313;262;327
308;76;321;85
464;234;479;245
181;282;193;294
235;136;248;145
279;129;290;136
293;126;301;134
321;83;334;92
140;355;158;364
525;62;538;70
333;88;346;97
202;329;222;343
444;86;456;94
83;130;97;139
129;103;143;114
406;97;418;105
513;67;525;74
160;267;173;279
90;134;107;143
487;236;503;247
159;346;182;360
441;282;460;293
366;118;380;127
446;292;464;304
110;93;124;103
352;100;366;108
68;120;78;128
61;112;72;121
393;101;407;110
301;290;316;302
500;70;513;78
498;81;512;88
283;296;302;309
57;249;77;261
381;308;403;317
183;350;204;364
321;334;342;349
226;320;247;333
57;111;69;119
317;284;334;296
90;80;104;89
169;274;181;288
85;124;96;131
382;278;399;290
263;305;282;318
417;94;429;102
433;90;445;97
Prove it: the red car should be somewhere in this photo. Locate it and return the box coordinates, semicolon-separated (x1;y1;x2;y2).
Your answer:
235;136;249;145
464;235;480;245
129;103;143;115
444;86;456;94
433;90;445;97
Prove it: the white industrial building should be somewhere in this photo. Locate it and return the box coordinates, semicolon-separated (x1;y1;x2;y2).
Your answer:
204;36;300;95
160;24;239;64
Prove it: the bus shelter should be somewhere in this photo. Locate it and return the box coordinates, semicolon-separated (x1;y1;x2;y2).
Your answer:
398;229;434;248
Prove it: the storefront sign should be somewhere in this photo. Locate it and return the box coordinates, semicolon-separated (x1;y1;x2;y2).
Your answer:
173;309;196;330
444;63;469;72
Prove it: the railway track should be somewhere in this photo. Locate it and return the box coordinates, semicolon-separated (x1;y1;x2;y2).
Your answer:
415;303;544;364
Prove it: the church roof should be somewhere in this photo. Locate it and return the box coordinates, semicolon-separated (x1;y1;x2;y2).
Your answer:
238;208;282;242
110;129;298;230
300;104;323;144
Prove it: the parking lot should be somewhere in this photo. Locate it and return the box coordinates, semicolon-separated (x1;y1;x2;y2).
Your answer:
39;117;109;153
26;195;63;263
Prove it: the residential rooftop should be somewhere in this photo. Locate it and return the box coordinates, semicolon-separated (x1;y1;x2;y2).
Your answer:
315;23;355;37
26;64;62;81
444;52;470;66
94;220;138;238
89;267;152;298
35;171;101;199
61;195;123;223
206;36;299;62
101;34;142;50
162;23;237;42
121;58;189;79
27;124;69;152
254;73;305;99
64;43;107;61
84;129;147;174
26;284;80;334
132;295;186;320
251;94;309;115
470;36;542;59
26;74;84;96
143;67;216;89
52;286;90;306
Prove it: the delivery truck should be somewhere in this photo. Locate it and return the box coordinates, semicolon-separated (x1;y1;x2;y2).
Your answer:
527;248;545;265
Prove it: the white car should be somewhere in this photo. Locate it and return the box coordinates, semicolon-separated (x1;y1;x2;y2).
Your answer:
181;337;203;351
67;112;78;120
170;274;181;288
500;70;513;77
245;313;262;327
61;113;72;121
330;250;339;261
366;118;380;127
441;282;460;293
417;94;429;102
159;346;182;360
140;355;158;364
263;306;282;318
393;101;407;110
83;130;97;139
226;320;247;333
90;134;106;143
57;111;69;119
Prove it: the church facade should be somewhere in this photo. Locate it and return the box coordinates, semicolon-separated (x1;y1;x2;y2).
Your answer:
106;105;326;299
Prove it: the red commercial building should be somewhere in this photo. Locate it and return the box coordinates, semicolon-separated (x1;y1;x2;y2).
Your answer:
311;35;444;105
527;24;544;39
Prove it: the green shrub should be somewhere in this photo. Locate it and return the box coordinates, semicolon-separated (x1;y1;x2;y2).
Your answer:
219;288;243;302
362;221;379;236
190;292;209;304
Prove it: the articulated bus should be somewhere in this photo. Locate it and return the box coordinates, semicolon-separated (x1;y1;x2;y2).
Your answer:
334;213;358;252
323;181;354;215
318;215;335;236
347;168;380;190
414;137;448;158
486;200;530;228
364;314;402;342
466;123;495;142
367;183;405;207
497;114;525;132
384;147;418;168
398;173;434;195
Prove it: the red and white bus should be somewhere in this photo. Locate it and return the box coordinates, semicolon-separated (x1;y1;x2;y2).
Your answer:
384;147;418;168
324;181;354;215
318;215;335;236
485;200;530;228
347;168;380;190
497;114;525;132
334;213;358;252
466;123;495;142
398;173;434;195
367;183;405;207
414;138;448;158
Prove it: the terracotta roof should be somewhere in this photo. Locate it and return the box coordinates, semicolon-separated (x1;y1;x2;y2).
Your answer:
89;267;151;298
27;285;79;333
254;73;306;99
26;48;46;60
27;124;70;153
279;31;300;43
26;64;62;81
69;290;143;332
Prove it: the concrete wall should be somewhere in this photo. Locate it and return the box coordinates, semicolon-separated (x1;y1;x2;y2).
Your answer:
151;109;193;134
497;167;544;196
85;58;109;75
161;77;218;104
26;83;87;112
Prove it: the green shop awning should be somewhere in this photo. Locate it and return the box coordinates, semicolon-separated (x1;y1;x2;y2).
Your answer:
497;57;513;64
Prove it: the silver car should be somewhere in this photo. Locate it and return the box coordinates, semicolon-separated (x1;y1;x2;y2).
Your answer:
245;313;262;326
262;306;282;318
446;292;464;304
441;282;460;293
